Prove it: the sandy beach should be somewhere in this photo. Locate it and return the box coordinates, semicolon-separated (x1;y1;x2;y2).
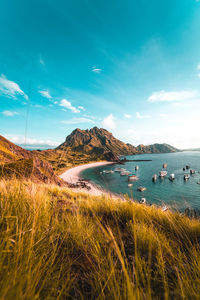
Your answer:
60;161;117;197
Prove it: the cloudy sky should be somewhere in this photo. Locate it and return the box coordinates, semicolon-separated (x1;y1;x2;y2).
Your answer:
1;0;200;149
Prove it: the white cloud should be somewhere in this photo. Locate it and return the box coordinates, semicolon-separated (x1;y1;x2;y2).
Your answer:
2;110;18;117
38;90;52;99
102;114;116;130
78;106;85;111
136;112;151;119
0;74;28;100
61;118;95;124
160;113;168;117
7;135;59;147
92;67;102;74
148;90;196;103
59;99;80;113
124;114;132;119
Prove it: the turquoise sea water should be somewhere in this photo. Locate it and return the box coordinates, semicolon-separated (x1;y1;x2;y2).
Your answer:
81;152;200;211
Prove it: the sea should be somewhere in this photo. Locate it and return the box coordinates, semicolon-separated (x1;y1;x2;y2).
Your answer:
81;152;200;211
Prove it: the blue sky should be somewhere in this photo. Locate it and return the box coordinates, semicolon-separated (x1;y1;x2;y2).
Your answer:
1;0;200;149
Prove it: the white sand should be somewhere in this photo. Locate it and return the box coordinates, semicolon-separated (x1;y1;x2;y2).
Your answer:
60;161;116;197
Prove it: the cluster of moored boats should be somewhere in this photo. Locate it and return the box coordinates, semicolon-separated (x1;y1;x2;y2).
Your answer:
152;163;198;182
100;161;200;208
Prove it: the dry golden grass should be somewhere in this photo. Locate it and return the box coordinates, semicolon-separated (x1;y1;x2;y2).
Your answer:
0;179;200;299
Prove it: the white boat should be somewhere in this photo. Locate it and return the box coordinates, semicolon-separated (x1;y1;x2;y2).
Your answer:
159;171;167;177
120;171;131;176
190;169;195;174
184;174;190;180
140;198;146;204
104;170;114;174
128;183;133;187
137;186;146;192
169;173;175;181
152;174;157;182
128;174;138;181
135;166;139;171
115;167;126;172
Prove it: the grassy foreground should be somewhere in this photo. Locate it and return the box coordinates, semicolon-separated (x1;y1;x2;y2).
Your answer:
0;180;200;299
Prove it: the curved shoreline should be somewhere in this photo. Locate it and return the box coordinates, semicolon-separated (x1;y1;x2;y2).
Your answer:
60;161;118;197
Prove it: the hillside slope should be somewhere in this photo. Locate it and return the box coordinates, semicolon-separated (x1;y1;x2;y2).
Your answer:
0;135;32;163
0;136;65;185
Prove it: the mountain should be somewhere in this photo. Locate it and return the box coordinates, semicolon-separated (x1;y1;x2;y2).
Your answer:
57;127;137;159
57;127;179;159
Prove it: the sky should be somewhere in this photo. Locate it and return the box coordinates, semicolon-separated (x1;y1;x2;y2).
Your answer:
1;0;200;149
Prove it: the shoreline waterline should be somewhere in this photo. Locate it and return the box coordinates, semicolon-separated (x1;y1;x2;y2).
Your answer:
60;161;119;197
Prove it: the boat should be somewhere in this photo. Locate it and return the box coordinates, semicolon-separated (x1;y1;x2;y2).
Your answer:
197;182;200;185
186;164;190;170
190;169;195;174
104;170;114;174
120;171;131;176
115;167;126;172
169;173;175;181
128;174;138;181
137;186;146;192
135;166;139;171
163;163;167;168
128;183;133;187
152;174;157;182
184;174;190;180
162;205;168;212
140;198;146;204
159;171;167;177
183;167;185;171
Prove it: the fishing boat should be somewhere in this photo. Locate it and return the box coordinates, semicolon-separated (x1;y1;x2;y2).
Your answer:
163;163;167;168
184;174;190;180
120;171;132;176
183;167;185;171
159;171;167;177
104;170;114;174
137;186;146;192
128;174;138;181
115;167;126;172
135;165;139;171
190;169;195;174
152;174;157;182
186;164;190;170
169;173;175;181
197;182;200;185
140;198;146;204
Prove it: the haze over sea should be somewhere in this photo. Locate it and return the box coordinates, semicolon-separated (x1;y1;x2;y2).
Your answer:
81;152;200;211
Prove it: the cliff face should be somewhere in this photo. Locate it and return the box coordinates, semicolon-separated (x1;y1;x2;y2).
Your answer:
57;127;137;159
